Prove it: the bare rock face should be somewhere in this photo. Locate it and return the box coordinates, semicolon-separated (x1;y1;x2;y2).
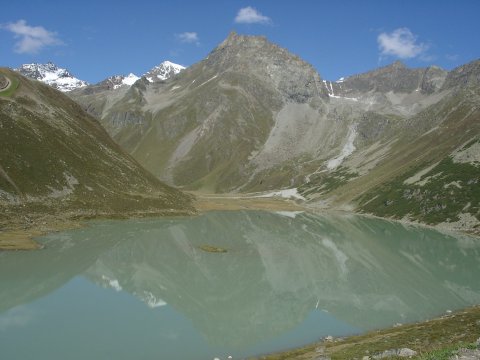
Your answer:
442;59;480;89
331;61;447;97
207;31;330;102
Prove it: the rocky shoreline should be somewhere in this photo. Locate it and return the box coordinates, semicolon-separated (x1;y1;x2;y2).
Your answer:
256;306;480;360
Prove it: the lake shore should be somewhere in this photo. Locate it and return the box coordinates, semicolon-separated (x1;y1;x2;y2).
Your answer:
0;193;304;251
1;196;479;360
0;208;195;251
193;192;304;212
254;305;480;360
2;192;479;250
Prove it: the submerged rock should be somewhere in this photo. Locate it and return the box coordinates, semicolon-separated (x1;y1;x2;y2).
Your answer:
198;245;228;253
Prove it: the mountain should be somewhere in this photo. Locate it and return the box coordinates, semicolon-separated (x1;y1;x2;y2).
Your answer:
67;60;185;124
14;62;88;92
300;59;480;234
0;68;194;237
70;32;330;191
69;32;446;192
98;73;140;90
68;32;480;232
15;60;185;94
143;60;185;82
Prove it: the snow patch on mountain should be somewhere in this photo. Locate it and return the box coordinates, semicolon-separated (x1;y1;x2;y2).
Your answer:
121;73;140;86
15;62;88;92
327;125;357;170
144;61;186;82
323;79;358;101
101;275;123;292
255;188;305;201
110;73;140;89
138;291;167;308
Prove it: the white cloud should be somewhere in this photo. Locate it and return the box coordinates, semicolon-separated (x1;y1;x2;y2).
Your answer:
0;306;33;332
377;28;428;59
1;19;62;54
235;6;272;25
176;32;199;45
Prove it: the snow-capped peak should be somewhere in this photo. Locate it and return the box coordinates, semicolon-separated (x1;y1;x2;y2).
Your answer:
122;73;140;86
98;73;140;90
144;61;186;82
15;62;88;92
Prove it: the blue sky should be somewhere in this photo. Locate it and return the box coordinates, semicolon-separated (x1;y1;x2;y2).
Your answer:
1;0;479;83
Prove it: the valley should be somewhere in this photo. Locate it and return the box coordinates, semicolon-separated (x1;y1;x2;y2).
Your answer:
2;32;480;245
1;22;479;360
65;33;480;236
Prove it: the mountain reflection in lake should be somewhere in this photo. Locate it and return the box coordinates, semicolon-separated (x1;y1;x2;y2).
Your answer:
1;211;480;360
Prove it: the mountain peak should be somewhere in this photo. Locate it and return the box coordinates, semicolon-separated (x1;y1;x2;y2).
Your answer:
390;60;406;69
15;62;88;92
218;31;268;49
144;61;186;83
98;73;140;90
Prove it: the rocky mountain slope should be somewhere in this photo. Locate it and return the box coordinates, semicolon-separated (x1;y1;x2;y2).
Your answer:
0;68;194;231
99;73;140;90
68;32;480;231
67;60;185;127
89;61;185;91
301;59;480;233
15;62;88;92
71;32;331;191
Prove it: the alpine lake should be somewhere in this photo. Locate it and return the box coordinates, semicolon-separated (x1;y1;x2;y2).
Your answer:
1;210;480;360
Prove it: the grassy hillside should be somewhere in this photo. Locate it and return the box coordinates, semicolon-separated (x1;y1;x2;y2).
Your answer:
0;68;194;242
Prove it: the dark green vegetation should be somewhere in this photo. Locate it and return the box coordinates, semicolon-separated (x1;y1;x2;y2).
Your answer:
300;166;359;197
257;306;480;360
417;343;478;360
0;68;194;247
359;156;480;225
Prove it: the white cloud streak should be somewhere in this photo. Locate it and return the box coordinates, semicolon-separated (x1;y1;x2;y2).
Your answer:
0;306;33;332
235;6;272;25
1;19;62;54
377;28;428;59
176;32;200;45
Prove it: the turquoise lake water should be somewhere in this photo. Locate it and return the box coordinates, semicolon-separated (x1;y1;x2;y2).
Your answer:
1;210;479;359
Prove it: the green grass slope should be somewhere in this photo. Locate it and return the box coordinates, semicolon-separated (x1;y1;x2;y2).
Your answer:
0;68;194;228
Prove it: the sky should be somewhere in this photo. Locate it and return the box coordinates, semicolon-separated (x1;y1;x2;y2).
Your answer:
1;0;479;84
